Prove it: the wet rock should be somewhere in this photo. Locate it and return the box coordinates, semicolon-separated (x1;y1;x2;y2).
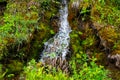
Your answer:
41;57;69;73
108;54;120;68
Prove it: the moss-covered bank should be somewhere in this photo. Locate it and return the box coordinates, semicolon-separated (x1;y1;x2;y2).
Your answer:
0;0;120;79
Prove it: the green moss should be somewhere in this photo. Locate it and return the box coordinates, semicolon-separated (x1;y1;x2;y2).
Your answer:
1;0;120;79
7;60;23;74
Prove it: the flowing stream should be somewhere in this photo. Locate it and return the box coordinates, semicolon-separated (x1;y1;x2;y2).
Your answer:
40;0;71;62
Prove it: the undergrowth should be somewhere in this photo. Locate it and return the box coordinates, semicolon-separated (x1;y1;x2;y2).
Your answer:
20;55;111;80
0;0;120;79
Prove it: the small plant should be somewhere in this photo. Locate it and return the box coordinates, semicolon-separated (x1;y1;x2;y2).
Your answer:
0;64;7;80
70;54;111;80
21;59;73;80
70;30;111;79
21;55;111;80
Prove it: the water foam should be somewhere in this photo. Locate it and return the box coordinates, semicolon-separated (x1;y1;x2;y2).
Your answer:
40;0;71;62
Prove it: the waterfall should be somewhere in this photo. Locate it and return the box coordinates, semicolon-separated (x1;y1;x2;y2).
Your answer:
40;0;71;62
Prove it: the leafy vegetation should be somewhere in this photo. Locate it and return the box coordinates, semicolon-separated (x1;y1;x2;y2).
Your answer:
0;0;120;79
20;59;71;80
20;55;110;80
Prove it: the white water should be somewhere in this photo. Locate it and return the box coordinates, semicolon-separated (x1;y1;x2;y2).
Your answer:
40;0;71;62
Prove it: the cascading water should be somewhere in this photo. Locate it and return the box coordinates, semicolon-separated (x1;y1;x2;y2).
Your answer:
40;0;71;62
